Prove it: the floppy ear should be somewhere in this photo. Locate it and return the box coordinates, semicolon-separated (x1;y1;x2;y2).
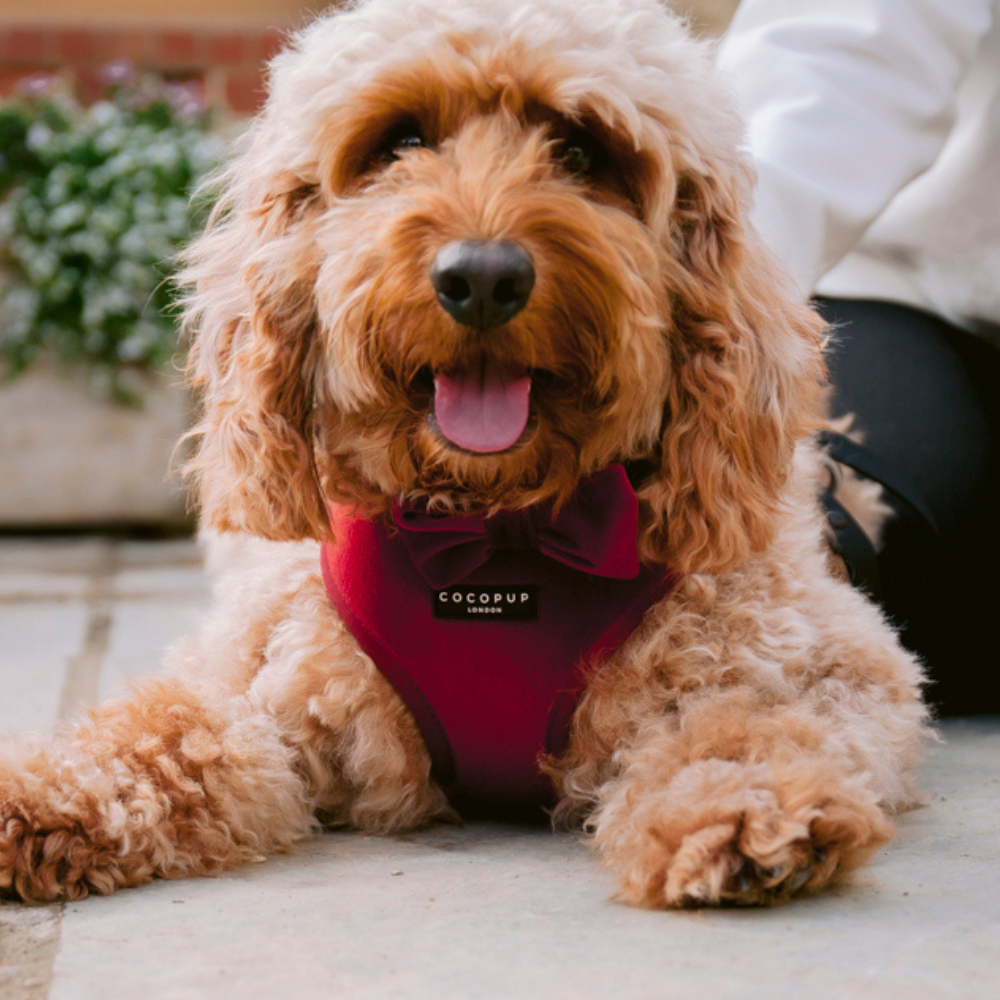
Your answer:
637;160;826;575
181;168;330;541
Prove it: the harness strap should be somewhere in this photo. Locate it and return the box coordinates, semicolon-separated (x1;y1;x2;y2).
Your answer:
817;431;938;532
818;430;941;599
821;490;882;597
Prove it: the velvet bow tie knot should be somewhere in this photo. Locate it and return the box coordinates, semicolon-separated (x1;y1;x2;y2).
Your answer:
393;464;641;589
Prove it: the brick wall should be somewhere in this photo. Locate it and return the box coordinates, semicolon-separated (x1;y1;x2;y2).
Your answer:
0;3;740;115
0;23;289;113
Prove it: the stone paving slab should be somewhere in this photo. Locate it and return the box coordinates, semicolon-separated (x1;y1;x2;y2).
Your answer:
98;592;208;703
0;537;998;1000
0;601;90;734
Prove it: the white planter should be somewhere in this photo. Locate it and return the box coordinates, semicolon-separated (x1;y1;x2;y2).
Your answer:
0;367;192;528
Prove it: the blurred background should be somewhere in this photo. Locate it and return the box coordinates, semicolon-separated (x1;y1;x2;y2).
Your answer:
0;0;737;534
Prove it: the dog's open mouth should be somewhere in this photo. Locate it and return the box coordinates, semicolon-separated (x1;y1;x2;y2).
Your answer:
430;355;532;454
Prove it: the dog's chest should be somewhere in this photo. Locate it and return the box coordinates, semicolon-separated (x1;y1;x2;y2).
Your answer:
321;510;676;804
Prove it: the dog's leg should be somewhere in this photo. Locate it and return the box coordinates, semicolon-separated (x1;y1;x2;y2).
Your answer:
0;561;445;902
555;572;929;908
0;675;312;902
586;710;899;908
242;568;451;835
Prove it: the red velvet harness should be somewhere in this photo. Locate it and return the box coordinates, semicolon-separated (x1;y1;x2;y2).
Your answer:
320;466;678;804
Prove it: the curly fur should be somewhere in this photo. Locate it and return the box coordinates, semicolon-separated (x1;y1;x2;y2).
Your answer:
0;0;929;907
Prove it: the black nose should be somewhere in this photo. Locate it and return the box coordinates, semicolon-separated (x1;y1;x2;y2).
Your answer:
431;240;535;329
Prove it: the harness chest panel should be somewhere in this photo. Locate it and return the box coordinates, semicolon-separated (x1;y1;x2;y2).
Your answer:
321;491;677;803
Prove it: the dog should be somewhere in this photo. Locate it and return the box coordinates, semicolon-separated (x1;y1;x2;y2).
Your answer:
0;0;929;907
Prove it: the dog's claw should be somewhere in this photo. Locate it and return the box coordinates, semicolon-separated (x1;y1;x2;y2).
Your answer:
786;866;813;894
732;865;754;894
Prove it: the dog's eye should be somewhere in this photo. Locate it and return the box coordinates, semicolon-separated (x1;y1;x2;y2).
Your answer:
553;129;606;178
376;123;426;164
391;132;424;155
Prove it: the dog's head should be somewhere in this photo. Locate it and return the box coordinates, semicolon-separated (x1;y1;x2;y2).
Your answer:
182;0;824;575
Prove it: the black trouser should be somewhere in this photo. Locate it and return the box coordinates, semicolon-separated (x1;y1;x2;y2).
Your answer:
819;297;1000;717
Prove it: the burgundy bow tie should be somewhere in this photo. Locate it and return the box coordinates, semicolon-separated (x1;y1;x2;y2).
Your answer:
393;465;642;589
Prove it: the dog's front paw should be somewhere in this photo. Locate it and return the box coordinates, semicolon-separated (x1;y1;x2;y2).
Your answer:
631;808;827;907
594;758;893;908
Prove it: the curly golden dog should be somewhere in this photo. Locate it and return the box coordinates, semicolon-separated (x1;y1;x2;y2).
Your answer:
0;0;929;907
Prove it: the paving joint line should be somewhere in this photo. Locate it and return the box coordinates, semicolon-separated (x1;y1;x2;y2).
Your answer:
56;539;119;724
0;904;64;1000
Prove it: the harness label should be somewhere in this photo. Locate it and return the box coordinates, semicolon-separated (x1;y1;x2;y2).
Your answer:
433;585;539;621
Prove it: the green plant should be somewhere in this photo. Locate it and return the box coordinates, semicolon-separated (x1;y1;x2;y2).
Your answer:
0;67;225;402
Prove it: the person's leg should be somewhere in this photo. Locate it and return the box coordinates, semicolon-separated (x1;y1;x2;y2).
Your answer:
818;297;1000;717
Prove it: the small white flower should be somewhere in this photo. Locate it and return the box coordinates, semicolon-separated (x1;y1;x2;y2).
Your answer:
48;201;88;234
26;122;54;152
0;285;41;339
48;269;80;305
88;101;118;127
22;246;59;285
0;203;14;241
113;259;152;291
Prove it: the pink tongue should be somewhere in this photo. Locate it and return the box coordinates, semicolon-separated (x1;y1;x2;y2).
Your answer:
433;358;531;454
